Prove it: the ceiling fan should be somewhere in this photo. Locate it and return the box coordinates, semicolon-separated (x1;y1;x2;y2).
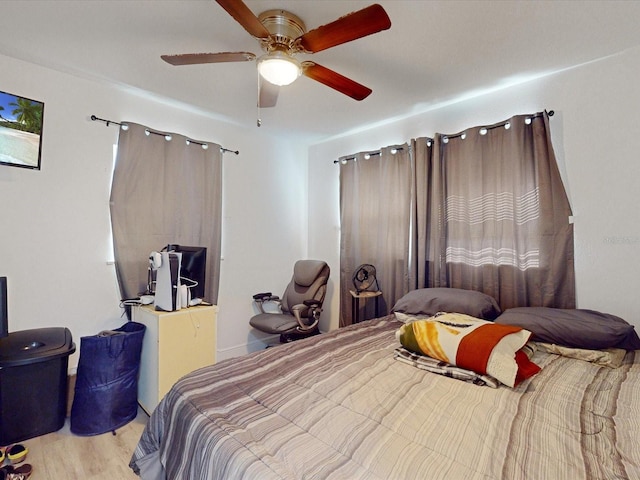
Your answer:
161;0;391;109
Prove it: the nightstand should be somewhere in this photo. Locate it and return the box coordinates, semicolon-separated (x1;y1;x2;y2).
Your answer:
350;290;383;323
132;304;217;414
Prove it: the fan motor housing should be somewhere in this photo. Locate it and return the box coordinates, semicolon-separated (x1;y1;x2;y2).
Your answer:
258;9;306;52
352;264;379;293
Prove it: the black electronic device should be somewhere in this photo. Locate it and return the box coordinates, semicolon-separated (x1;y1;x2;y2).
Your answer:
165;245;207;300
0;277;8;338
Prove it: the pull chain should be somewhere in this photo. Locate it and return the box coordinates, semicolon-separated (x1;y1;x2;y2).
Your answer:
256;70;262;127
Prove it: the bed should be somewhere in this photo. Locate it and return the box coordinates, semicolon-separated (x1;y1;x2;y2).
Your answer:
130;289;640;480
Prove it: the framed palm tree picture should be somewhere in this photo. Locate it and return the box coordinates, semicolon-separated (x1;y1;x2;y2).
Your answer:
0;89;44;170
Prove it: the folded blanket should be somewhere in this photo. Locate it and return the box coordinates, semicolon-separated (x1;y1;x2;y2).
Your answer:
394;346;500;388
396;312;541;387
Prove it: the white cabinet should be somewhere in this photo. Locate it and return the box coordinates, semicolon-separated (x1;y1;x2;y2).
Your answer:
132;304;217;414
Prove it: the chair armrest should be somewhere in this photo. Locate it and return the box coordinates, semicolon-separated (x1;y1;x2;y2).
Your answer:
253;292;281;314
291;302;321;331
291;304;308;315
253;292;280;303
253;292;273;301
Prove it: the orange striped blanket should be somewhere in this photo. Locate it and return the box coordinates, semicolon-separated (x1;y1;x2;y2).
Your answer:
396;312;540;387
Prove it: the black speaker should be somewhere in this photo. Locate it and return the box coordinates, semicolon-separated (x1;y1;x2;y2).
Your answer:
0;277;7;339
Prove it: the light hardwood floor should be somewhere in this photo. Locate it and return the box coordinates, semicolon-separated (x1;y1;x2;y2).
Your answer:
16;408;148;479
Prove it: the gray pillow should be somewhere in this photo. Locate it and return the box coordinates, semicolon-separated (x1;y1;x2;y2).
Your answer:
496;307;640;351
391;288;502;320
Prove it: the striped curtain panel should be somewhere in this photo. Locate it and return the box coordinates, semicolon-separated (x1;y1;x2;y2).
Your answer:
416;112;575;309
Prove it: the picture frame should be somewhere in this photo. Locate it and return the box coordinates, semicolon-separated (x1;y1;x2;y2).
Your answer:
0;89;44;170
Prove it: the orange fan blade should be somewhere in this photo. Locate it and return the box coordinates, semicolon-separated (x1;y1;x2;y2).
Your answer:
302;62;372;101
258;77;279;108
215;0;270;39
297;4;391;53
161;52;256;66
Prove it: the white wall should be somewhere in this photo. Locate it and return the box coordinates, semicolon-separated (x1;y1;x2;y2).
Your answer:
309;46;640;332
0;53;309;368
4;43;639;370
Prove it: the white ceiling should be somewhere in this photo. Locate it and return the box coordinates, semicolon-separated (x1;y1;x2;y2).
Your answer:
2;0;640;142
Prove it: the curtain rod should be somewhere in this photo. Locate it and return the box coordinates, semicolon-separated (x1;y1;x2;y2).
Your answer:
90;115;239;155
441;110;554;143
333;110;554;164
334;145;406;164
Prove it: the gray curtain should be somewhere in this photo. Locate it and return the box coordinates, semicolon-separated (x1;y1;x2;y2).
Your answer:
340;111;575;325
410;135;438;290
339;145;412;326
415;112;575;309
110;122;223;307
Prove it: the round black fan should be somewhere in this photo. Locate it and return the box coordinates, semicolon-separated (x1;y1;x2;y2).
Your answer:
352;264;379;294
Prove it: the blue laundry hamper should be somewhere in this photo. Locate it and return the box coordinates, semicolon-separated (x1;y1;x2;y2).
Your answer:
70;321;145;436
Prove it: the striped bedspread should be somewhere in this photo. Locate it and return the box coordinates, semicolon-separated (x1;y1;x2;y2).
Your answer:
130;316;640;479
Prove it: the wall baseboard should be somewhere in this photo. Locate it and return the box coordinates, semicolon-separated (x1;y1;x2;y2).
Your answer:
217;336;278;361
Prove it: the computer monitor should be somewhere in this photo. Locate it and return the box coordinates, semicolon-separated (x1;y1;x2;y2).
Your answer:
165;245;207;300
0;277;8;338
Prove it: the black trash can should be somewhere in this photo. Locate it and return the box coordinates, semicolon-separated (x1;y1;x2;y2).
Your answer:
0;327;76;444
70;321;145;436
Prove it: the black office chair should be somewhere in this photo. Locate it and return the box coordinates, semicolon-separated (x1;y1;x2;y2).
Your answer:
250;260;330;343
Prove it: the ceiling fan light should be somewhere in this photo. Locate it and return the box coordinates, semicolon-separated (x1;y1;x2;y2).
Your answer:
257;52;301;86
